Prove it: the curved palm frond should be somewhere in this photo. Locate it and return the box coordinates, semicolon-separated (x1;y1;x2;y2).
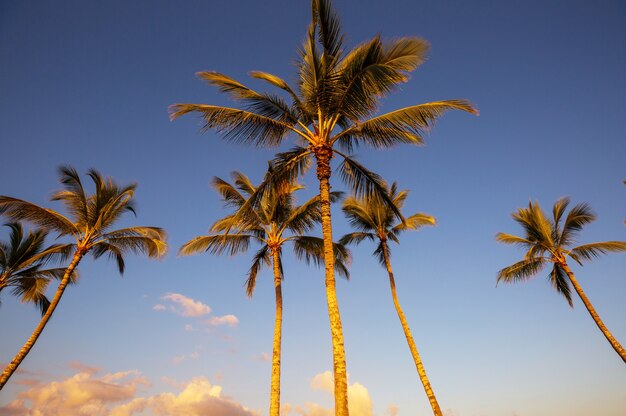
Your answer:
0;197;77;237
497;257;546;284
245;245;271;298
549;264;573;307
179;234;252;257
568;241;626;262
291;236;350;279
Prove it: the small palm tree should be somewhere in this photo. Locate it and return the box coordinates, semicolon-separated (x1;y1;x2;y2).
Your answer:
496;198;626;363
170;2;477;411
0;222;75;315
180;170;349;416
339;182;442;416
0;166;167;389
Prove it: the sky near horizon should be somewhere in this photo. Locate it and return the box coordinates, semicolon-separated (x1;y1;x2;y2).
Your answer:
1;1;625;415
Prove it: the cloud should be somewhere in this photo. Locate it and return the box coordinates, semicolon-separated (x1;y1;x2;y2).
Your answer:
285;371;373;416
253;352;271;362
158;293;211;317
0;368;148;415
0;367;259;416
172;351;200;365
152;304;166;311
208;314;239;327
386;403;399;416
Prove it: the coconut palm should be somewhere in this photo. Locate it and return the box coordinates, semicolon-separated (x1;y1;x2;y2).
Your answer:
170;1;477;411
179;170;349;416
0;222;75;315
0;166;167;389
339;182;442;415
496;198;626;363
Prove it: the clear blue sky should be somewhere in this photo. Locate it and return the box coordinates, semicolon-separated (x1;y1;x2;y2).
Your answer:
1;1;625;415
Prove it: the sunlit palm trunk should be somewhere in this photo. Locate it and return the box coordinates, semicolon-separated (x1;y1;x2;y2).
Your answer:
0;250;83;390
381;242;443;416
269;249;283;416
315;149;350;416
560;262;626;364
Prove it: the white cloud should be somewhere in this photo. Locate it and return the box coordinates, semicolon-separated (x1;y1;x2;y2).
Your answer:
0;367;258;416
152;304;167;311
159;293;212;317
208;314;239;327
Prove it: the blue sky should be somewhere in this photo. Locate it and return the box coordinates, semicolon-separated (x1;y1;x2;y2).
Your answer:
1;1;625;415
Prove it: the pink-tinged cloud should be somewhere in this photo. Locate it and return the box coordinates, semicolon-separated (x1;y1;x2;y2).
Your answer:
159;293;211;317
288;371;373;416
208;314;239;327
386;403;399;416
0;369;148;415
253;352;271;362
0;368;258;416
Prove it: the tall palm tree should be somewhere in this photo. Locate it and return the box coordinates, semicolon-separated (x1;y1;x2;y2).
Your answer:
496;198;626;363
179;171;350;416
339;182;442;415
0;222;75;315
170;1;477;412
0;166;167;389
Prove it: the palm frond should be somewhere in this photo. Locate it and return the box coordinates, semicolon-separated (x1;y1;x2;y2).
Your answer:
248;71;310;122
497;257;546;285
568;241;626;262
392;213;436;233
179;234;251;257
336;153;404;222
211;176;246;208
91;242;125;274
552;197;570;244
245;245;271;297
291;236;350;279
334;100;478;150
560;202;595;247
168;104;297;147
312;0;344;60
0;196;77;237
51;166;88;226
549;264;573;307
338;231;375;246
495;233;533;247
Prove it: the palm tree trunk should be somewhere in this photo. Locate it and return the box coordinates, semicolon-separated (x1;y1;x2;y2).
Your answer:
315;148;350;416
0;251;83;390
269;249;283;416
381;241;443;416
560;262;626;363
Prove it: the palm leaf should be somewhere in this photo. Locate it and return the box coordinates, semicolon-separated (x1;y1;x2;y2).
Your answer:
549;264;573;307
569;241;626;262
0;197;77;237
291;236;350;278
497;257;546;284
179;234;251;257
245;245;271;298
168;104;298;147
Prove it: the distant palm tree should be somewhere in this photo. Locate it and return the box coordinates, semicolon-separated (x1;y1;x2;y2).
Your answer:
0;166;167;389
0;222;75;315
497;198;626;363
180;170;349;416
170;1;477;411
339;182;442;415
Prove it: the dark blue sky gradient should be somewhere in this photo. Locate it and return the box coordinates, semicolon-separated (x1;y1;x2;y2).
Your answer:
1;1;625;415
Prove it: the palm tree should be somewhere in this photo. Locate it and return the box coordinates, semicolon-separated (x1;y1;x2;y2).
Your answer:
170;1;477;412
0;166;167;389
339;182;443;415
0;222;75;315
179;170;350;416
496;198;626;363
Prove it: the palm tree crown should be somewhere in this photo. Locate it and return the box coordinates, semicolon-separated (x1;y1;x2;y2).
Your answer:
339;183;443;416
180;170;350;293
340;182;435;263
0;166;167;389
497;198;626;363
0;223;75;315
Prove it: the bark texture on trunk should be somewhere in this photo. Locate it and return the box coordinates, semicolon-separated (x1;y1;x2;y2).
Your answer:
381;241;443;416
269;249;283;416
560;262;626;364
315;148;349;416
0;251;84;390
